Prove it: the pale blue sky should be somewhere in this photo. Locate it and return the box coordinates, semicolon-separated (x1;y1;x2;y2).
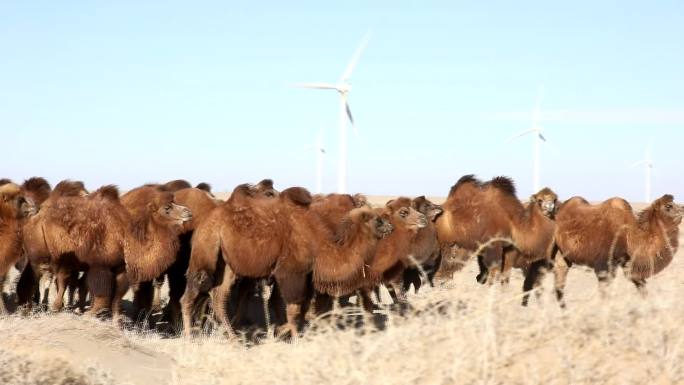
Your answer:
1;1;682;201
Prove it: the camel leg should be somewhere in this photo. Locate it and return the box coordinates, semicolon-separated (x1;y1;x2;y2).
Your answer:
16;262;41;313
632;278;648;297
75;273;88;312
151;275;164;313
210;266;237;339
51;267;71;312
595;266;616;298
86;267;113;316
132;280;154;322
112;271;130;325
553;258;570;308
180;271;210;337
0;273;7;315
66;271;79;308
40;268;53;308
476;254;489;284
274;273;307;339
522;260;547;306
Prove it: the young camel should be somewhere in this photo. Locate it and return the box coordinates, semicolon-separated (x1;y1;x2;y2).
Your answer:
547;194;682;307
181;184;392;338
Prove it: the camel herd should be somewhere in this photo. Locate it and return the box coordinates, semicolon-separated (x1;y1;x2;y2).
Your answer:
0;175;681;339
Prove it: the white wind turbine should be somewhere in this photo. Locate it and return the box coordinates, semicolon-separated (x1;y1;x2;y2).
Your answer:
632;140;654;203
305;131;326;194
293;34;370;193
508;85;547;193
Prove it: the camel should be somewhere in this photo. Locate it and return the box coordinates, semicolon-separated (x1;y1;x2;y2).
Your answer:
435;176;558;289
400;196;443;294
119;185;193;320
181;183;392;338
18;182;191;322
146;186;219;328
0;182;36;314
546;194;682;307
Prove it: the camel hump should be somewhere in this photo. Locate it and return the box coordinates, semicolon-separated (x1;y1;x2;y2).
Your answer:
0;178;12;186
22;177;51;198
486;176;517;197
604;197;632;211
195;182;212;193
256;178;275;191
352;193;368;208
0;182;21;197
449;174;482;197
92;185;120;201
163;179;192;192
281;187;312;207
52;180;87;198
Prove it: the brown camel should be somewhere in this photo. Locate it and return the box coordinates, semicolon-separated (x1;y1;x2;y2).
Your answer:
435;176;558;289
146;186;219;328
18;182;191;321
547;194;682;307
0;183;36;314
119;185;193;319
181;183;392;338
400;196;443;294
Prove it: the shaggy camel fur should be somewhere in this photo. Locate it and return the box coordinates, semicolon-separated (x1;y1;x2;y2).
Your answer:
547;194;682;307
400;196;443;293
120;185;193;319
0;183;36;314
435;176;558;287
181;184;392;338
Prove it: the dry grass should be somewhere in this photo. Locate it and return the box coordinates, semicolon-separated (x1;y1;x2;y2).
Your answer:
2;247;684;385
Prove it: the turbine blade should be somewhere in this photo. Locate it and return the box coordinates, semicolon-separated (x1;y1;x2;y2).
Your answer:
346;100;355;127
291;82;339;90
506;128;535;143
631;160;647;168
340;33;371;83
538;133;547;142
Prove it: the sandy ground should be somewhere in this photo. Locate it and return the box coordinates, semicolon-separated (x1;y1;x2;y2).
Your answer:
0;197;679;385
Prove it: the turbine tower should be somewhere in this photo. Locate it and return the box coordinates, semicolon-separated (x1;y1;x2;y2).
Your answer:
294;34;370;193
632;140;654;203
508;85;547;193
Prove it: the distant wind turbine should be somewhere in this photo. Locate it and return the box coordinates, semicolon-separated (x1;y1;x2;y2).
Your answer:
632;140;654;203
305;132;326;194
508;85;547;193
293;34;370;193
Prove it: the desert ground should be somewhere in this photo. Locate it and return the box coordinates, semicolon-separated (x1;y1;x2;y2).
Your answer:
0;198;682;385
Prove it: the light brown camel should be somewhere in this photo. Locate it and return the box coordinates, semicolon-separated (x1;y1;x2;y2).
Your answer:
547;194;682;307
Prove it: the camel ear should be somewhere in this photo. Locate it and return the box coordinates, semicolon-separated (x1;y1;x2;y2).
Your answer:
385;199;394;207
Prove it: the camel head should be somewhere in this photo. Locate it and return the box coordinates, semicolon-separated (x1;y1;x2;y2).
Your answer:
151;191;193;227
650;194;683;226
412;196;443;222
0;182;36;218
385;197;428;231
349;206;394;241
530;187;559;219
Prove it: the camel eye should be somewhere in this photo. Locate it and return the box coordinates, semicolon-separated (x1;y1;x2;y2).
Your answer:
164;204;173;213
400;209;408;218
665;204;673;210
265;191;275;197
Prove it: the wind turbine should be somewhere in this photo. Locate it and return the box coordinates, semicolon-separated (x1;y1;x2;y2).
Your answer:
508;85;547;193
293;34;370;193
632;140;654;203
305;131;326;194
